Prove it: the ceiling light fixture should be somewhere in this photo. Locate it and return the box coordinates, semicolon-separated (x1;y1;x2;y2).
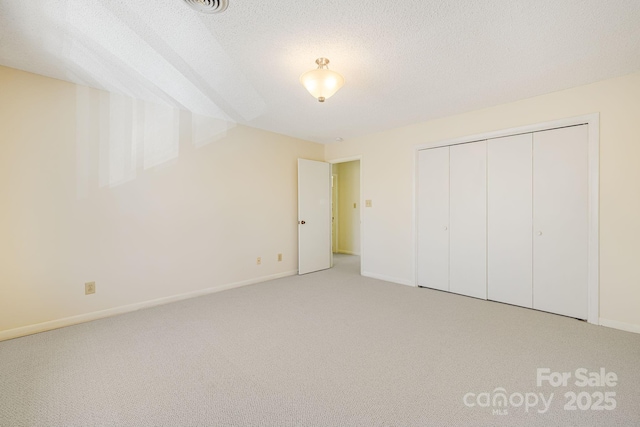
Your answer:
300;58;345;102
183;0;229;14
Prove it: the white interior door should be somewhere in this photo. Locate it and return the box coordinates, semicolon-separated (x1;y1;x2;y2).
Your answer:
298;159;331;275
449;141;487;299
417;147;450;291
487;134;533;308
533;125;589;319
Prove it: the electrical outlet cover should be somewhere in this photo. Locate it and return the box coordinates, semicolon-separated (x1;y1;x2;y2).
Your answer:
85;282;96;295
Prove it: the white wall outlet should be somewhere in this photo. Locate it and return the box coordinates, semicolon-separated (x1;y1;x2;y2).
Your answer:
365;199;372;207
85;282;96;295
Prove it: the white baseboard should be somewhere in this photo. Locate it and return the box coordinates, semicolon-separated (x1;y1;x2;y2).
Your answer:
361;271;414;287
0;270;298;342
336;250;360;256
599;318;640;335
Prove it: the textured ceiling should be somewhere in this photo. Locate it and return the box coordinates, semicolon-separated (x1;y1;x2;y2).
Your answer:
1;0;640;143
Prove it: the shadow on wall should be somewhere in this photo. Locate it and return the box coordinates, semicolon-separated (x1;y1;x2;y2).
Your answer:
75;86;235;196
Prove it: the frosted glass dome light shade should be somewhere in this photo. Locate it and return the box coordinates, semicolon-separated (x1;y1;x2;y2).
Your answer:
300;58;345;102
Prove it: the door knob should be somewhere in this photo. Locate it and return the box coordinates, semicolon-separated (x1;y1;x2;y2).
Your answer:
444;226;448;231
299;220;306;225
537;231;542;236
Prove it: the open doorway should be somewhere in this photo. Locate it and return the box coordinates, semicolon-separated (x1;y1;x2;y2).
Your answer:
330;159;361;272
297;157;361;276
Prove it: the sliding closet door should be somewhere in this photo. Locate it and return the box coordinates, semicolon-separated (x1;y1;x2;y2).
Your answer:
417;147;450;291
449;141;487;299
487;134;533;308
533;125;589;319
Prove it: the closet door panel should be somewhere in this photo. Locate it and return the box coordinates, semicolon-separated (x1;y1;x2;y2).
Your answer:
417;147;450;291
533;125;589;319
449;141;487;299
487;134;533;308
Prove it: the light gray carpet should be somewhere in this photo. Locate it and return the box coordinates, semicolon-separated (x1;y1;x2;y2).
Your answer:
1;254;639;426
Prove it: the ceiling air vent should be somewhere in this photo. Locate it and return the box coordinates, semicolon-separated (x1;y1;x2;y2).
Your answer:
184;0;229;14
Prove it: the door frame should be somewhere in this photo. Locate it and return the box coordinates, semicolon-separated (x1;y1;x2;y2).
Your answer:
328;155;364;276
413;113;600;325
331;173;339;254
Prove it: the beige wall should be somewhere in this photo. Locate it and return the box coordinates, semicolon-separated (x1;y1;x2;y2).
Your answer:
325;71;640;331
0;66;324;335
334;161;360;255
2;64;639;337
